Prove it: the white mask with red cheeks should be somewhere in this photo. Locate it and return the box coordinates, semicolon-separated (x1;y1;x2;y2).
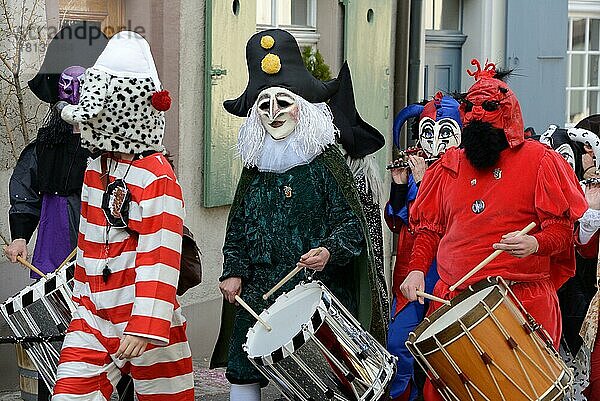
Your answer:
256;87;299;140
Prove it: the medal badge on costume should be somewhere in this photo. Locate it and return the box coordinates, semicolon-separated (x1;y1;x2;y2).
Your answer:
493;168;502;180
102;179;131;227
472;199;485;214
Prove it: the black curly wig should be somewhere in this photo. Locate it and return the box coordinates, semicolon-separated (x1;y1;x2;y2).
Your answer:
461;121;509;170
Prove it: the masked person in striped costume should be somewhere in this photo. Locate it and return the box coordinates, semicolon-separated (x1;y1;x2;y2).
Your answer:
52;31;194;401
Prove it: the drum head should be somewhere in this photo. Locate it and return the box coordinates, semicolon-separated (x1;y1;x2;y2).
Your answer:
419;286;495;341
245;281;324;358
411;277;506;347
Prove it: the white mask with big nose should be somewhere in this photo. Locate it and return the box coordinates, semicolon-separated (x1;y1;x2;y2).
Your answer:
257;87;299;140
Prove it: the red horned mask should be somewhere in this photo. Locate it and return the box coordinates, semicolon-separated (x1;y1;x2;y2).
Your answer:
460;59;525;148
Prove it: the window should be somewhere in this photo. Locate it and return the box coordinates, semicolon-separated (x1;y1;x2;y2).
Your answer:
257;0;317;46
424;0;461;31
58;0;124;37
567;3;600;125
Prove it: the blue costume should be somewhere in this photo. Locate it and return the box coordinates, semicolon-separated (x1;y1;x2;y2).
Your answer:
385;93;462;400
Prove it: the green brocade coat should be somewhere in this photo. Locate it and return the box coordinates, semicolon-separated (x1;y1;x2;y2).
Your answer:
210;146;387;384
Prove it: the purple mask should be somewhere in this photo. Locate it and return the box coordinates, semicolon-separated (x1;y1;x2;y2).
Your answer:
58;66;86;105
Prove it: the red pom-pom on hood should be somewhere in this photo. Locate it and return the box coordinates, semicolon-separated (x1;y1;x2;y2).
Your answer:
152;90;171;111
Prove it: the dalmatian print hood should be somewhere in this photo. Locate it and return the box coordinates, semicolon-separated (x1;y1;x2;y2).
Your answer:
61;31;169;154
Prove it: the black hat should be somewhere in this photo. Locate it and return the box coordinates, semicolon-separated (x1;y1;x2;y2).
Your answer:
329;62;384;158
576;114;600;135
28;22;108;104
224;29;339;117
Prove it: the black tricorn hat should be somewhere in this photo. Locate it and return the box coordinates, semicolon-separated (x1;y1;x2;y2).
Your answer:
28;22;108;104
224;29;339;117
329;62;385;158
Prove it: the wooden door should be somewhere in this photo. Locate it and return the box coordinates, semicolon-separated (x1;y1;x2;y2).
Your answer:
424;33;465;98
58;0;125;37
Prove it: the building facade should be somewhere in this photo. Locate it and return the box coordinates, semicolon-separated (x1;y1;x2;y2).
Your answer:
1;0;591;392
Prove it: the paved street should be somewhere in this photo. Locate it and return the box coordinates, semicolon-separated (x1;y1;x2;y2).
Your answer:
0;364;282;401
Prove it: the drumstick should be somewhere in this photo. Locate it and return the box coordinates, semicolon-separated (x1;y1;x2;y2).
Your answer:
263;248;323;300
263;266;302;300
0;234;47;279
56;248;77;272
449;222;536;291
234;295;272;332
415;290;451;306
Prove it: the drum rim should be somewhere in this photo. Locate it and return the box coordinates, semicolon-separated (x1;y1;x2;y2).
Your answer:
407;277;508;353
244;281;332;366
1;262;76;316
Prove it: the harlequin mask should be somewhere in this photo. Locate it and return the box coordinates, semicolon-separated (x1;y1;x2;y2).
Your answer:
418;93;462;157
58;66;86;105
540;125;579;173
257;87;299;140
392;92;462;158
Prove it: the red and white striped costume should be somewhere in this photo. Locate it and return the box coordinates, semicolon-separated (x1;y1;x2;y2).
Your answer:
52;153;194;401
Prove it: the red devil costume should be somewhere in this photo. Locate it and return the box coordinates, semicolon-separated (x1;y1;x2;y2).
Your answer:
402;60;588;401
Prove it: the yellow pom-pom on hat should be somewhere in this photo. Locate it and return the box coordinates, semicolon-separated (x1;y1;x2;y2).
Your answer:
261;53;281;74
260;35;275;50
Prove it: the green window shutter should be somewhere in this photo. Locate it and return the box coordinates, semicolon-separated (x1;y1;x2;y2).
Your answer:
204;0;256;207
343;1;394;169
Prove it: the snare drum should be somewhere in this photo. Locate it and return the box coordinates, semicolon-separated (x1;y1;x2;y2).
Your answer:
406;277;572;401
0;262;76;393
244;281;396;401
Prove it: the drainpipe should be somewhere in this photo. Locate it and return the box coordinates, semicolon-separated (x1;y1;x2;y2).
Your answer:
407;0;423;106
393;0;410;118
393;0;422;150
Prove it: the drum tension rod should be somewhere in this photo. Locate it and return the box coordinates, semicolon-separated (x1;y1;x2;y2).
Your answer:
506;336;518;349
431;377;447;391
458;372;470;385
480;352;493;366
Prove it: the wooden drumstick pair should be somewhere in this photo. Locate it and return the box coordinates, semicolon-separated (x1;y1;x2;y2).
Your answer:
412;222;536;302
239;248;325;332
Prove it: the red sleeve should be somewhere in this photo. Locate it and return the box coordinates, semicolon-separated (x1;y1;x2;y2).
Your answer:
533;150;587;289
533;222;573;256
575;227;600;259
408;229;441;274
406;156;449;274
408;160;448;236
125;162;185;345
